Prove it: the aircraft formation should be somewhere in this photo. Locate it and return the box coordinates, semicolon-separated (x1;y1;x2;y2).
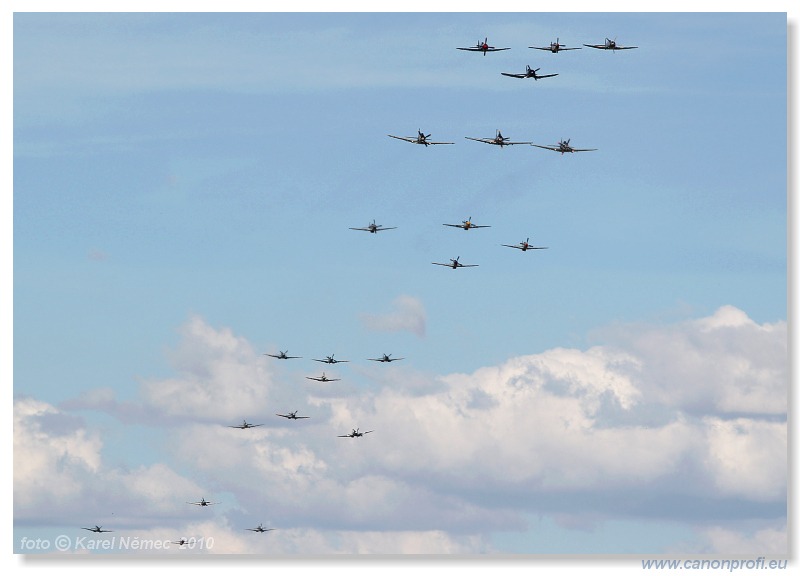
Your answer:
76;28;636;551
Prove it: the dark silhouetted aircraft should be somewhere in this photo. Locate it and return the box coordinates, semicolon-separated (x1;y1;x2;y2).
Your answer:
228;420;264;429
171;538;191;546
313;354;349;364
432;256;479;269
246;523;276;533
338;428;374;438
388;130;453;146
466;130;532;147
531;138;597;154
502;238;549;251
501;65;558;80
529;38;581;53
368;353;404;362
584;37;637;50
82;525;113;533
264;350;301;359
457;37;510;55
443;217;490;231
306;372;340;382
350;220;397;233
276;411;310;420
188;498;219;507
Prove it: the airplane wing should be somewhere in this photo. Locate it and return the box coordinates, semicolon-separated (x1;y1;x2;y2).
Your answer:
468;225;491;228
464;137;494;144
536;73;558;79
458;264;479;267
502;244;524;249
570;148;598;152
387;135;416;143
500;72;526;78
614;46;638;50
583;44;607;49
443;223;465;228
529;46;552;51
486;47;510;52
349;227;371;231
374;227;397;231
432;262;454;266
276;414;290;418
425;141;454;145
503;141;533;145
531;144;560;151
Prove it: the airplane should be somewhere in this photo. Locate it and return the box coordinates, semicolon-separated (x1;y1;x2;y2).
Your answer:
276;410;310;420
531;138;597;154
432;256;479;269
502;237;548;251
443;217;490;231
501;65;558;80
313;354;349;364
246;523;276;533
583;37;637;51
264;350;301;359
338;428;374;438
228;419;264;429
465;130;532;147
82;525;113;533
306;372;340;382
350;220;397;233
388;130;453;146
368;353;404;363
529;38;581;53
171;538;191;546
187;498;219;507
457;37;510;56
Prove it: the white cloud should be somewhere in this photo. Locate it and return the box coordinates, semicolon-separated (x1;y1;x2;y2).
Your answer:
17;306;787;554
140;315;276;420
360;295;426;337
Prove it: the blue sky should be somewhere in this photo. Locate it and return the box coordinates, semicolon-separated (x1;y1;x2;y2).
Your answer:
9;4;792;564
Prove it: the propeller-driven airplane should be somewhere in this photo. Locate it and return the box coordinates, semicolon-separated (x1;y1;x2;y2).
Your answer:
501;65;558;80
432;256;479;269
264;350;301;359
368;353;404;363
502;237;549;251
457;37;510;56
350;220;397;233
466;130;532;147
171;539;191;546
188;498;219;507
313;354;349;364
306;372;340;382
338;428;374;438
529;38;581;53
443;217;491;231
276;411;310;420
246;523;276;533
82;525;113;533
388;130;453;146
531;138;597;154
228;420;264;429
583;37;637;50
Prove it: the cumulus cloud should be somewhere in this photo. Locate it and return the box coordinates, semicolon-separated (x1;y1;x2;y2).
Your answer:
360;295;426;337
16;306;787;554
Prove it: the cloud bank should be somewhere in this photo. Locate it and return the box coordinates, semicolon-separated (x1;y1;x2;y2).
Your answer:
15;306;787;554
